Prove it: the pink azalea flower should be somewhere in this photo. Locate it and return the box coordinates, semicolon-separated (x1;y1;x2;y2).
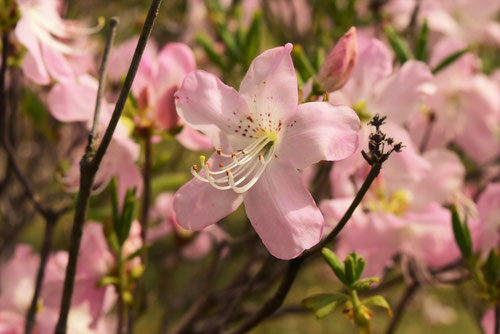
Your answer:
108;39;212;151
43;222;116;329
408;38;500;164
384;0;500;45
149;193;228;259
331;35;434;125
321;130;465;276
173;43;360;259
15;0;100;84
474;183;500;251
47;75;143;201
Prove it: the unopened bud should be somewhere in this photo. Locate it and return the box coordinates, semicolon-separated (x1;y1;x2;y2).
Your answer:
316;27;358;92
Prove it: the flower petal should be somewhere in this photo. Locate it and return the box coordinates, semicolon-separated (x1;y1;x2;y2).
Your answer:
371;60;433;124
156;42;196;92
279;102;360;169
15;18;50;85
239;43;298;122
175;70;251;150
175;126;213;151
174;155;244;230
244;159;324;259
46;75;98;122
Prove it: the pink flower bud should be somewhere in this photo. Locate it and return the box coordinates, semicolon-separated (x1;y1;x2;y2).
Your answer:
316;27;358;92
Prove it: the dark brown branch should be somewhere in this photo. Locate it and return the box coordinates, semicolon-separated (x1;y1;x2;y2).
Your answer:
53;12;159;332
384;282;419;334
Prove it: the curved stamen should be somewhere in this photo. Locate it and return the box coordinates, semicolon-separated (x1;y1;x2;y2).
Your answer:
191;137;276;193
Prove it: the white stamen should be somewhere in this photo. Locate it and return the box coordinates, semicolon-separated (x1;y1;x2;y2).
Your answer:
190;137;276;193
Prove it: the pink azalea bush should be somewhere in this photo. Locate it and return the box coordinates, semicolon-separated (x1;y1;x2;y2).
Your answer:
1;0;500;333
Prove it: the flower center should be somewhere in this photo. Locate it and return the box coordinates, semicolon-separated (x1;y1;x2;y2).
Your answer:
366;188;409;217
191;133;278;193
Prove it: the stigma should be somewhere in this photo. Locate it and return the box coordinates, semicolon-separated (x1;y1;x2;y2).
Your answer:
190;136;277;193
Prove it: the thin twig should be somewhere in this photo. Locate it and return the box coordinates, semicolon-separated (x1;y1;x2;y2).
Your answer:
225;163;382;334
25;213;58;334
384;282;419;334
52;16;121;334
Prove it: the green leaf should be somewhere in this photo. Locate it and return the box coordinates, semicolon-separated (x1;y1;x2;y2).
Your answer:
415;19;428;61
384;25;412;64
321;248;345;283
451;205;473;259
302;293;348;319
292;45;316;82
215;21;243;63
432;47;471;74
344;255;356;285
97;276;120;287
352;253;366;281
351;277;380;291
362;295;393;317
126;245;149;261
195;33;227;70
484;249;500;286
115;188;137;245
244;10;261;68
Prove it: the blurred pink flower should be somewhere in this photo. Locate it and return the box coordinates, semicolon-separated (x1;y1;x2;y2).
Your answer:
408;38;500;164
47;75;143;201
15;0;100;84
385;0;500;45
321;127;465;276
316;27;358;92
474;183;500;251
43;222;116;328
482;308;496;334
108;39;212;151
149;193;228;259
331;35;434;125
173;43;360;259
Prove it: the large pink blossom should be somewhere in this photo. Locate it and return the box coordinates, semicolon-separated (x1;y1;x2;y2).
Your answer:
108;39;212;151
173;43;360;259
15;0;99;84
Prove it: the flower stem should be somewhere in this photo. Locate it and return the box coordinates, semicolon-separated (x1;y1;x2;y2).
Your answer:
225;163;382;334
384;281;419;334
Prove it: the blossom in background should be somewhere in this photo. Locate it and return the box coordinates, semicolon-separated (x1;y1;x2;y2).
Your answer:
47;74;143;201
108;39;212;151
321;125;465;276
43;222;117;329
0;244;113;333
173;43;360;259
331;34;434;125
149;192;227;259
408;37;500;165
15;0;100;84
472;183;500;252
384;0;500;45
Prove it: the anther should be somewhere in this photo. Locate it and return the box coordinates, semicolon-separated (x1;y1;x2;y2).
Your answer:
192;165;198;171
217;149;222;155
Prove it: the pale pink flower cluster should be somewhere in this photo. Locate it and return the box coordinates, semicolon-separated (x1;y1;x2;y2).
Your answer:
0;221;144;333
